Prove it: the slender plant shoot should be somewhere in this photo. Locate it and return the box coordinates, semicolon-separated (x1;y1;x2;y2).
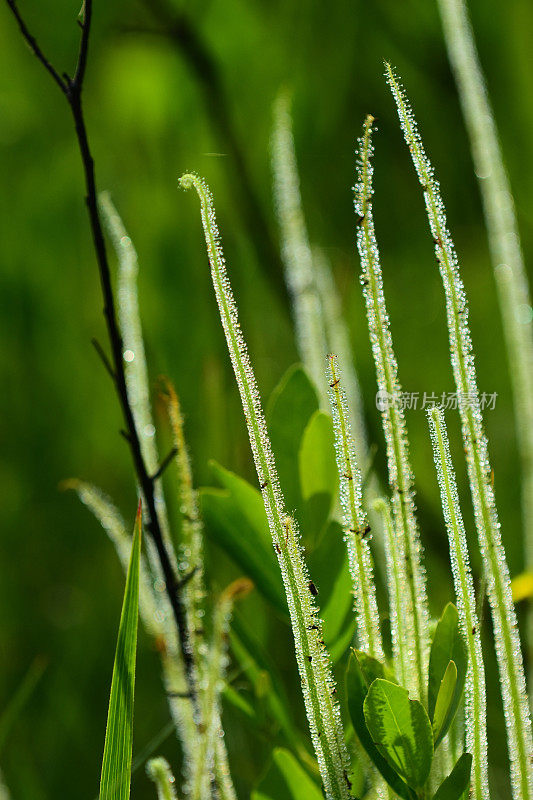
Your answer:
179;172;351;800
159;378;206;665
99;193;178;569
428;408;488;799
437;0;533;582
147;757;179;800
387;64;533;799
191;580;250;800
353;115;429;701
326;354;383;659
373;498;409;687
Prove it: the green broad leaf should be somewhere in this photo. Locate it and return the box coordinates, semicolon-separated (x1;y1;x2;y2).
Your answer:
252;747;323;800
432;753;472;800
432;661;457;746
355;650;397;687
298;410;338;544
428;604;468;739
308;521;353;646
267;364;319;512
99;503;142;800
363;679;433;791
345;653;415;800
199;462;287;615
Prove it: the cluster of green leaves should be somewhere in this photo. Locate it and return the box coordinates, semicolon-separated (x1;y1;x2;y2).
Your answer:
346;603;470;800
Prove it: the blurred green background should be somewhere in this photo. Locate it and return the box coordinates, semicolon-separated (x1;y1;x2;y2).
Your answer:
1;0;532;796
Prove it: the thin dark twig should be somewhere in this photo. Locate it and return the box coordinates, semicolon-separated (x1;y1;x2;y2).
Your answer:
73;0;91;87
3;0;201;726
91;337;116;381
150;446;178;482
4;0;67;92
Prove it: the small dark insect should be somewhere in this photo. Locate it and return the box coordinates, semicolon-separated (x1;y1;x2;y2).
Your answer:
260;480;269;490
329;378;340;388
331;687;337;696
361;277;369;286
472;626;477;635
343;770;352;790
307;624;318;630
275;543;281;555
362;525;371;539
308;580;318;596
307;655;313;663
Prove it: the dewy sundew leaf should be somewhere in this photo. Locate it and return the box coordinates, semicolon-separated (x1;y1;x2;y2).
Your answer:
427;408;488;800
353;116;429;702
179;173;351;800
372;498;409;687
326;354;383;659
386;64;533;799
437;0;533;588
147;757;179;800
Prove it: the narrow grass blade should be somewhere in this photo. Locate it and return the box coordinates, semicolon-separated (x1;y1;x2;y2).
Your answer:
373;497;409;686
427;408;488;798
64;479;201;788
386;65;533;799
271;91;329;405
437;0;533;596
353;116;429;701
99;502;142;800
326;354;383;659
180;172;351;800
147;757;179;800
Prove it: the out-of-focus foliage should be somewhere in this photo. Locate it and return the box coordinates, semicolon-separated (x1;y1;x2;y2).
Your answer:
0;0;532;797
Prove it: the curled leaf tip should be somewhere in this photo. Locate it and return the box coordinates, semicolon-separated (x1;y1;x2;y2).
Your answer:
179;173;198;191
